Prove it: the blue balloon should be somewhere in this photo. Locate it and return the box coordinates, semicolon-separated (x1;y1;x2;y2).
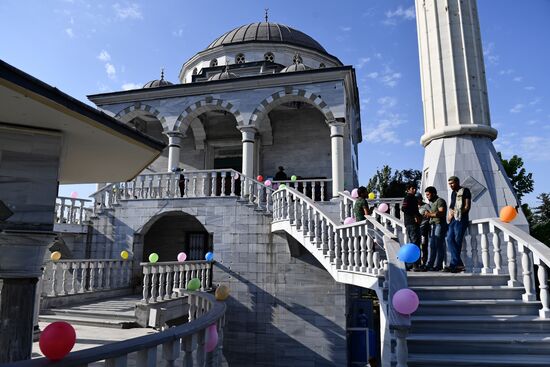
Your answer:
205;252;214;262
397;244;421;263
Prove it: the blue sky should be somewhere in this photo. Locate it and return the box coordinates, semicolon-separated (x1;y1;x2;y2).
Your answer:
1;0;549;206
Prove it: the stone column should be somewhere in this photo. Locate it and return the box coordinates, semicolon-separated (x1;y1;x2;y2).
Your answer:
239;126;257;179
329;121;345;198
166;131;185;172
415;0;527;226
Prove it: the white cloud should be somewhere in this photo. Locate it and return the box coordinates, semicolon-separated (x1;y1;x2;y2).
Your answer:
65;28;74;38
105;63;116;79
172;29;184;37
367;72;379;79
97;50;111;62
377;96;397;110
524;86;535;91
404;140;416;147
513;76;523;82
340;26;352;32
364;112;405;144
121;82;142;90
510;104;524;113
499;69;514;75
529;97;541;106
113;3;142;20
483;42;499;65
527;120;538;126
366;66;401;87
383;6;415;25
356;57;371;69
520;136;550;161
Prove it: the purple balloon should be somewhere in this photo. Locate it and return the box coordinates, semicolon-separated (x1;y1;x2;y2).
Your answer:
177;252;187;262
351;188;359;198
343;217;356;225
264;179;272;187
392;288;420;315
378;203;389;213
205;324;218;352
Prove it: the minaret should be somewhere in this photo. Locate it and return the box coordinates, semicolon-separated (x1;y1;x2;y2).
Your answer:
415;0;527;225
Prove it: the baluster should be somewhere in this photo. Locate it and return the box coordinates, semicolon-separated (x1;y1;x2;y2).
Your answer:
181;334;197;367
478;222;491;274
70;262;77;294
80;262;87;293
293;194;299;227
211;172;217;197
165;265;172;300
105;355;127;367
50;263;58;296
491;224;503;274
202;173;209;197
321;217;328;254
312;211;320;245
105;261;112;290
300;201;307;234
150;267;158;303
60;263;68;295
195;328;207;366
179;264;185;289
334;229;342;269
394;329;409;367
220;171;227;197
341;229;348;269
163;339;181;367
505;233;519;286
347;228;355;271
142;267;150;304
206;265;211;289
89;262;96;291
266;187;272;213
535;259;550;319
470;226;480;273
136;347;156;367
359;226;367;271
125;261;131;287
367;233;374;273
158;267;166;301
373;252;380;275
230;173;236;196
518;243;536;301
340;199;345;222
328;224;335;263
320;181;325;201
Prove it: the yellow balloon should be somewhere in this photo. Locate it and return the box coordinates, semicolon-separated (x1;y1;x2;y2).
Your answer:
50;251;62;261
120;250;129;260
215;284;230;301
368;192;376;200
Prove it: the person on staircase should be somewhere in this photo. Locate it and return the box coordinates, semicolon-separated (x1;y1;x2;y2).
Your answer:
423;186;447;271
417;193;431;268
274;166;288;181
445;176;471;273
401;183;422;271
353;186;371;221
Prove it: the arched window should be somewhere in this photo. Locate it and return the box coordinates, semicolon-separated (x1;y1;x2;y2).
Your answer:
319;63;326;68
235;53;245;64
264;52;274;62
293;54;303;64
210;59;218;67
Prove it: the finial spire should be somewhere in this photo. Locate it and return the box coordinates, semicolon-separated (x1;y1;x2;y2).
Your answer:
160;68;165;80
264;8;269;22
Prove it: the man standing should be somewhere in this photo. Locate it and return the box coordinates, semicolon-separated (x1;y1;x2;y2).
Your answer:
401;183;421;270
445;176;471;273
423;186;447;271
353;186;370;221
417;193;431;268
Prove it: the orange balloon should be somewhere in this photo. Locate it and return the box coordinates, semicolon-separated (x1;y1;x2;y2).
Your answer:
499;206;517;223
215;284;230;301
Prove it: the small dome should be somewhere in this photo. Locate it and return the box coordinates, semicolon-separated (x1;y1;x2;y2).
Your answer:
280;55;311;73
208;67;238;81
143;69;173;88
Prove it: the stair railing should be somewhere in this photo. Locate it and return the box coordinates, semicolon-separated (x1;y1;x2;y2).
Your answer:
273;178;332;201
8;291;226;367
55;197;92;225
141;261;212;304
338;191;403;222
471;218;550;319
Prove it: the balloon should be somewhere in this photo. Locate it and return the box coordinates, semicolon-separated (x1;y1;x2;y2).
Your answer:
233;172;240;180
397;244;421;263
378;203;389;213
500;206;517;223
279;184;287;189
205;252;214;262
257;175;264;182
148;253;159;263
177;252;187;262
368;192;376;200
120;250;129;260
392;288;420;315
39;321;76;361
291;175;297;182
264;179;272;187
205;324;219;353
70;191;78;199
215;284;230;301
50;251;62;261
343;217;356;225
187;278;201;291
351;188;359;198
342;190;350;195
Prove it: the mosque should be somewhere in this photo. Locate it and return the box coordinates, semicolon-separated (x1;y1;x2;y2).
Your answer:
1;1;549;366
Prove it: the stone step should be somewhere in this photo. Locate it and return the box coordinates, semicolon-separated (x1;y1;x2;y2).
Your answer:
406;273;510;287
404;333;550;355
394;353;550;367
416;299;541;316
386;285;525;301
411;315;550;334
42;308;138;322
39;314;138;329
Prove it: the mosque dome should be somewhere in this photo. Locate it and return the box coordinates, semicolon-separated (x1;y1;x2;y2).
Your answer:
206;22;327;55
143;70;173;88
208;67;239;81
280;54;312;73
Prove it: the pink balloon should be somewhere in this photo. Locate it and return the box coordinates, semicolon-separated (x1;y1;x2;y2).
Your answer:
205;324;218;353
392;288;420;315
264;179;272;187
351;188;359;198
233;172;240;180
343;217;356;225
70;191;78;199
378;203;389;213
177;252;187;262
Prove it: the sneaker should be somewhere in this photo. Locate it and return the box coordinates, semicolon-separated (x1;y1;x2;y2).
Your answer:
442;266;454;273
452;266;465;273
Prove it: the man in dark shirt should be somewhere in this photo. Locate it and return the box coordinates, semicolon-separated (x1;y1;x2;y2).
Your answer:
274;166;288;181
445;176;471;273
353;186;370;221
401;183;421;270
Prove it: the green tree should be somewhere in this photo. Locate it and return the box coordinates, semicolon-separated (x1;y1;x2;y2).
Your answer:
531;193;550;245
497;152;534;202
366;165;421;198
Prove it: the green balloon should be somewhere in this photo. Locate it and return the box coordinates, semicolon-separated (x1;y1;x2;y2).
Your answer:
279;184;287;189
291;175;297;181
187;278;201;291
148;253;159;263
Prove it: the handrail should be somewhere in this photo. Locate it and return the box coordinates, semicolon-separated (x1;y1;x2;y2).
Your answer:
8;292;226;367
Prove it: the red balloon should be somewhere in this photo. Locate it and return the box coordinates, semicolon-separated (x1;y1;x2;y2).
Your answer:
257;175;264;182
39;322;76;361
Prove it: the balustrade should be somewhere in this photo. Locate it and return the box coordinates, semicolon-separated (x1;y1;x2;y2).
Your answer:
55;196;92;224
42;259;132;297
273;178;332;201
141;261;212;304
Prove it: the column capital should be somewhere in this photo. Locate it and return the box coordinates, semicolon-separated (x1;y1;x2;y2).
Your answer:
328;121;345;138
238;125;257;143
165;131;186;139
